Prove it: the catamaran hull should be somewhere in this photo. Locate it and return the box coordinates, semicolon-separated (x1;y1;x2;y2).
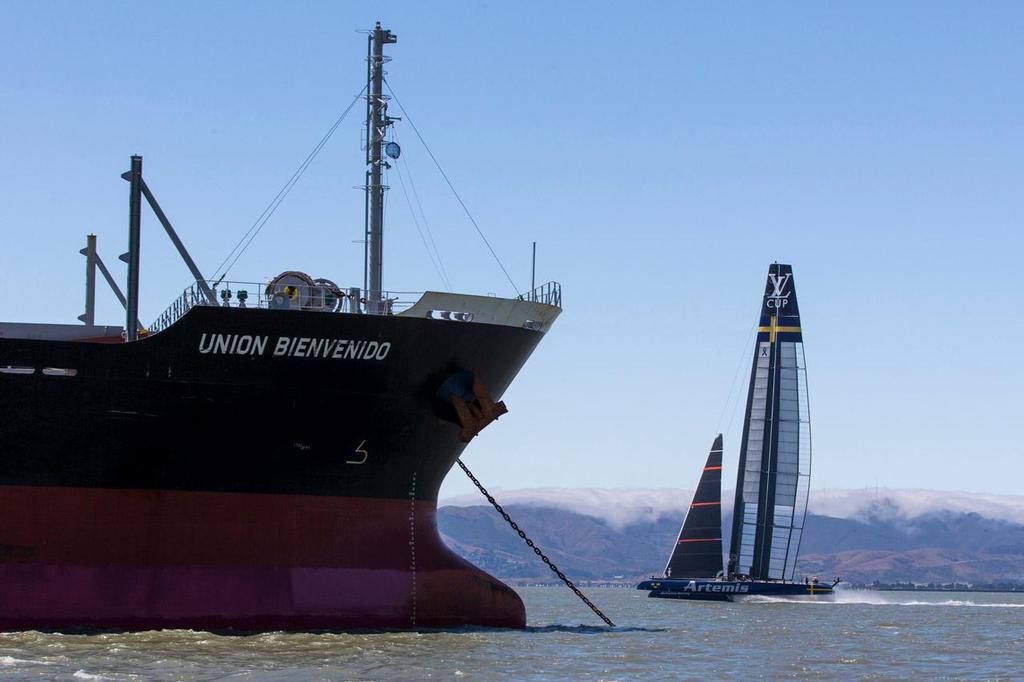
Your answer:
638;578;834;602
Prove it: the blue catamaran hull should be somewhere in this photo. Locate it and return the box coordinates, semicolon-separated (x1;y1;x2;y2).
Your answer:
638;578;835;601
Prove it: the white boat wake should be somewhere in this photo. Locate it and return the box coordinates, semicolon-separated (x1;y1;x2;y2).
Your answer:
740;591;1024;607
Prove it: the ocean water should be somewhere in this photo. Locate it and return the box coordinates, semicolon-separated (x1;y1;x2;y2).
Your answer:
2;587;1022;680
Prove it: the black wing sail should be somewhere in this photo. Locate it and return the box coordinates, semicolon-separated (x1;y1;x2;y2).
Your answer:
665;434;724;579
727;263;811;581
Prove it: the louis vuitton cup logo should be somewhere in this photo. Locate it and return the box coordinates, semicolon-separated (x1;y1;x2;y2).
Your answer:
765;272;792;309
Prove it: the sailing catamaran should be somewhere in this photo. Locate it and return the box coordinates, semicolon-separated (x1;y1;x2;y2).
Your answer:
638;264;839;601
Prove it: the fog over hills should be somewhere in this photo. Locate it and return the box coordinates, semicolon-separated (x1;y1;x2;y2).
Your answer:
438;488;1024;585
441;487;1024;527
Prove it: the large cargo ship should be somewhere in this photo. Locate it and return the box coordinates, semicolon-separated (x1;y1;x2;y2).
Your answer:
0;24;560;631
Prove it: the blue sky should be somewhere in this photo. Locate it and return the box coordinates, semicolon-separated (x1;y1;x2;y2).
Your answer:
1;2;1021;497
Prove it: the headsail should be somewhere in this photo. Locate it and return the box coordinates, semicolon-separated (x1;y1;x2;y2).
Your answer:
727;264;811;581
665;434;724;579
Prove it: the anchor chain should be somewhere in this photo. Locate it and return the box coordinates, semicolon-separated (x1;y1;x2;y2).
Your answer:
456;458;615;627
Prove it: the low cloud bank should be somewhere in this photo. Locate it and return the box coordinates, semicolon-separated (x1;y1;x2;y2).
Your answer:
441;487;1024;530
442;487;691;530
810;488;1024;525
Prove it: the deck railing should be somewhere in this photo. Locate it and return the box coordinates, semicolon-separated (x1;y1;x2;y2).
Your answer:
148;281;419;334
521;281;562;308
149;279;564;335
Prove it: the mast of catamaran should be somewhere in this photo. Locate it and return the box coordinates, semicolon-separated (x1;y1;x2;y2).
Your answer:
364;22;397;314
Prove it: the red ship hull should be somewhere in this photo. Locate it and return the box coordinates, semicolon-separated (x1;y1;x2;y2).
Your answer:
0;486;525;630
0;304;557;631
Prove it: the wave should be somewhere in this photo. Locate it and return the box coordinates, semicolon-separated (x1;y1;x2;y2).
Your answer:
73;672;110;681
1;655;57;666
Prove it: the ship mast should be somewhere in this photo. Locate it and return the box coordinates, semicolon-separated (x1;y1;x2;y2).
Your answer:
364;22;397;314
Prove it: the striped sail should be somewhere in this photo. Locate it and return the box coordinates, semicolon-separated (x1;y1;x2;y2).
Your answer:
727;264;811;581
664;435;724;578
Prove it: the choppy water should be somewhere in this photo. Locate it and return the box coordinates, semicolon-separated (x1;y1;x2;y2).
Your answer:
2;588;1022;680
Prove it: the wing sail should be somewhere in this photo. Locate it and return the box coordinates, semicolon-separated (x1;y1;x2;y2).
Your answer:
665;434;724;579
727;264;811;581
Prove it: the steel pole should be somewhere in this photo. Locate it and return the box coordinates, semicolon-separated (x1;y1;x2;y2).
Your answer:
363;32;373;301
139;179;217;305
125;155;143;340
79;234;97;325
95;253;129;310
531;241;536;300
366;23;396;314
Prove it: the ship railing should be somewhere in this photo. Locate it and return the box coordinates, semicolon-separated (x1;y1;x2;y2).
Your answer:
147;281;421;334
520;281;562;308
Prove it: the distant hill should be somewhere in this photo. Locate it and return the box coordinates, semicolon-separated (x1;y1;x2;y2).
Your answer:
437;488;1024;585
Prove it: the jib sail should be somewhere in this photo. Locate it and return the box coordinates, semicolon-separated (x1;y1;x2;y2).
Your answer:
665;434;724;579
727;264;811;582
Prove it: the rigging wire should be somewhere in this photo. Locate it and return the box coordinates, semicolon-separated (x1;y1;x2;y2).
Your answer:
210;86;367;283
392;139;452;290
716;319;759;442
394;128;452;290
383;80;521;295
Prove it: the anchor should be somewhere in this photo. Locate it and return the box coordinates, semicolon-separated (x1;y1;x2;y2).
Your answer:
435;370;508;442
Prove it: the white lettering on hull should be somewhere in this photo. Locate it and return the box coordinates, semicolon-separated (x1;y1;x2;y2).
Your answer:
681;581;751;594
201;333;391;360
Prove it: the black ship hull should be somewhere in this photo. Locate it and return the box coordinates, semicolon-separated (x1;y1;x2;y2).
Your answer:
0;304;551;630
